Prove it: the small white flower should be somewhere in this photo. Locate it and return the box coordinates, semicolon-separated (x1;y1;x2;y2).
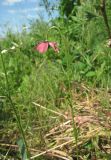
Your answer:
10;46;16;50
1;49;8;54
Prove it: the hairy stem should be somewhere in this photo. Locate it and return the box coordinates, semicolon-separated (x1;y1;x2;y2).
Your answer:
68;95;79;160
1;53;30;159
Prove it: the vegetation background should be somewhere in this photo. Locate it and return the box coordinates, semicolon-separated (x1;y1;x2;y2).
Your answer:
0;0;111;159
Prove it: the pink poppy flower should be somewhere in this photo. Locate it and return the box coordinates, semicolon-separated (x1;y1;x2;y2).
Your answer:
35;41;59;54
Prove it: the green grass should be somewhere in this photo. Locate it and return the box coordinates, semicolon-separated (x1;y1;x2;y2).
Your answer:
0;1;111;159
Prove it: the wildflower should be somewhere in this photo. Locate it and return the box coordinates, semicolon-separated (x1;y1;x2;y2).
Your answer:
35;41;59;53
10;46;16;50
1;49;8;54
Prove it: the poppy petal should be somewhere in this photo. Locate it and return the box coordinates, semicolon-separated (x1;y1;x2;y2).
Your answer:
49;42;59;53
35;42;49;53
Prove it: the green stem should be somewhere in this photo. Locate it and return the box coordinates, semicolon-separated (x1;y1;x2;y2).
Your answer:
1;53;30;159
68;95;79;160
77;0;81;5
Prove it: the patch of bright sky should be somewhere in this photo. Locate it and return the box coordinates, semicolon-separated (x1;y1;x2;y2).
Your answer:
0;0;59;37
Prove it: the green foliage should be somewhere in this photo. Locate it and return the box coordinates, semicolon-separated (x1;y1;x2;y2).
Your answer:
0;0;111;159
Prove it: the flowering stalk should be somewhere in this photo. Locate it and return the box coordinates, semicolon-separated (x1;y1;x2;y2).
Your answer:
35;26;61;54
0;53;30;159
